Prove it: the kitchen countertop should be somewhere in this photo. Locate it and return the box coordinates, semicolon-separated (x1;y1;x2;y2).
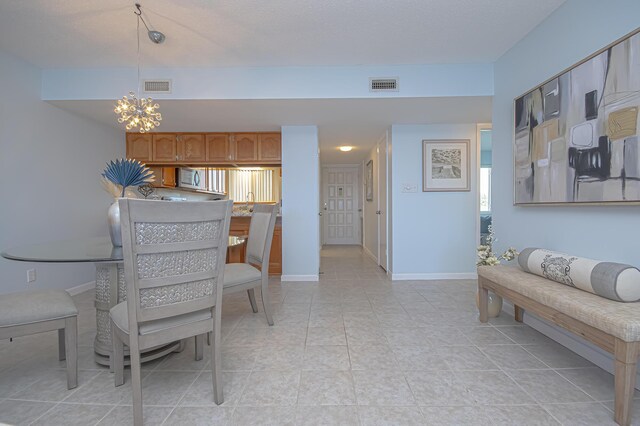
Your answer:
232;206;282;217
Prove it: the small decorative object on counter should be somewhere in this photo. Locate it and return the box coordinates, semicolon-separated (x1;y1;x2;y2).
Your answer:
137;183;155;199
475;225;519;317
101;159;154;246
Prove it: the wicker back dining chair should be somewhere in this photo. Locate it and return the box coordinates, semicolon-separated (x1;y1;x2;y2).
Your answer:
110;199;232;426
223;204;279;325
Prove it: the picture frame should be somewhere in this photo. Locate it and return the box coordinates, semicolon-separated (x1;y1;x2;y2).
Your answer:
422;139;470;192
366;160;373;201
513;27;640;205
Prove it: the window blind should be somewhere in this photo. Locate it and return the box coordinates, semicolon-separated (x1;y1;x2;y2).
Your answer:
207;169;226;193
228;169;274;202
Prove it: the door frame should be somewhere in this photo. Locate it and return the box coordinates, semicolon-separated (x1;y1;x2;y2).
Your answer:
320;163;362;246
377;133;388;271
476;123;492;248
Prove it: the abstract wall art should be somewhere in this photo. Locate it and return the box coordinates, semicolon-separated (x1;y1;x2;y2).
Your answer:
514;28;640;205
423;139;470;191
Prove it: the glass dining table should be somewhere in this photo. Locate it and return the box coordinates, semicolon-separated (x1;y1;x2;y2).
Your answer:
2;235;246;366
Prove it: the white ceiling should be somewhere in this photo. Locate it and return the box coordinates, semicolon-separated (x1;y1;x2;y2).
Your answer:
4;1;552;162
0;0;565;68
50;97;492;163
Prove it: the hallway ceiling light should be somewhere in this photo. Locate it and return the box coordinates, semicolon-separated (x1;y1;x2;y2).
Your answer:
339;146;353;152
114;3;164;133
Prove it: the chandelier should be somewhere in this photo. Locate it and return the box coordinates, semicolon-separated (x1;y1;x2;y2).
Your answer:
114;3;164;133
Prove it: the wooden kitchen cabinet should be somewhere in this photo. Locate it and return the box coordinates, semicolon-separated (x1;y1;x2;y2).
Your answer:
127;131;281;165
228;216;282;275
233;133;258;162
148;166;176;188
152;133;178;162
126;133;152;162
206;133;232;162
178;134;206;162
258;133;282;162
269;226;282;274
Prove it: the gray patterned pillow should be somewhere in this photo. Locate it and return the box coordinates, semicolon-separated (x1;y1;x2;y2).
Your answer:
518;248;640;302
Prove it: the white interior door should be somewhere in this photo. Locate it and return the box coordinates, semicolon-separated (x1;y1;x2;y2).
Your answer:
377;137;388;270
323;167;360;245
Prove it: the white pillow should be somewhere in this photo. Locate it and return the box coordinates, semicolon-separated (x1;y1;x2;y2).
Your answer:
518;248;640;302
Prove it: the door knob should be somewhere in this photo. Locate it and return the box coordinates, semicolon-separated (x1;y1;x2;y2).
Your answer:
319;212;323;216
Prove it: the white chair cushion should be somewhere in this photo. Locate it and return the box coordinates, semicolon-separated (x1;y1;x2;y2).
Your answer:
110;302;212;336
0;290;78;327
223;263;261;288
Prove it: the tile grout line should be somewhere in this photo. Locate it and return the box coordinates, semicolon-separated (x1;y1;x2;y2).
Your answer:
93;404;118;426
27;400;61;426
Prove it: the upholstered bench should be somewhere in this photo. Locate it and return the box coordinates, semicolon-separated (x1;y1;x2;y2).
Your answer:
478;265;640;426
0;289;78;389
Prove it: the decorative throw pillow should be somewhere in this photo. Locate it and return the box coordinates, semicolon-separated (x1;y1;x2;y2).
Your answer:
518;248;640;302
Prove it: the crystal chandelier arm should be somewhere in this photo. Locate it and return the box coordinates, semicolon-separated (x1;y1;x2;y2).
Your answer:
114;3;162;133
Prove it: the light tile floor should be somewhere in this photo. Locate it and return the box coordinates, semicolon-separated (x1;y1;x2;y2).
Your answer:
0;245;636;425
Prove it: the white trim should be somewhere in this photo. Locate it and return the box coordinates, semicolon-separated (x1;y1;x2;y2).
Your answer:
281;274;319;282
65;280;95;296
392;272;477;280
321;163;363;168
362;245;377;263
475;123;491;249
501;301;640;390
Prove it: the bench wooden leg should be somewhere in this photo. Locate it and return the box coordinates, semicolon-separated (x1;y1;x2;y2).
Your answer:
614;339;639;426
478;280;488;323
514;305;524;323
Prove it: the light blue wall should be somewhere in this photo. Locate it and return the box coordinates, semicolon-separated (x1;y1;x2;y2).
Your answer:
281;126;320;280
42;63;494;100
391;124;478;278
0;51;123;294
492;0;640;263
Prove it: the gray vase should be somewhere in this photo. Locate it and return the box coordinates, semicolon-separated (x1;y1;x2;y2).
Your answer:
108;200;122;247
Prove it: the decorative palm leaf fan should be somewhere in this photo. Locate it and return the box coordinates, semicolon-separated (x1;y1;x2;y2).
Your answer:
102;159;154;197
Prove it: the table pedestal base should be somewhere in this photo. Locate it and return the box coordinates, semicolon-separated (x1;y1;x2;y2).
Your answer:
93;337;185;366
94;263;187;367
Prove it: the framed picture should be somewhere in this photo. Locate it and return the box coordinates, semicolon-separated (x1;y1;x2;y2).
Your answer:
514;27;640;205
366;160;373;201
422;139;470;192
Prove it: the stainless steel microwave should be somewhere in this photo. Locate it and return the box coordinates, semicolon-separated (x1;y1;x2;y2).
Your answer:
178;167;207;191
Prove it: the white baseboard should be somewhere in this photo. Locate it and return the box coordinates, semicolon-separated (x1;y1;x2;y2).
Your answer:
65;280;95;296
281;275;319;282
391;272;478;281
501;301;640;390
362;246;377;263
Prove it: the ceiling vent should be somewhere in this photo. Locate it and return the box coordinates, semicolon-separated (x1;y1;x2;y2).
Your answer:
369;77;399;92
143;79;172;94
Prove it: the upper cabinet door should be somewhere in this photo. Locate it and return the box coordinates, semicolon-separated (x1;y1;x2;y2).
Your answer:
152;133;177;162
178;134;206;162
126;133;152;162
234;133;258;161
206;134;231;162
258;133;282;162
